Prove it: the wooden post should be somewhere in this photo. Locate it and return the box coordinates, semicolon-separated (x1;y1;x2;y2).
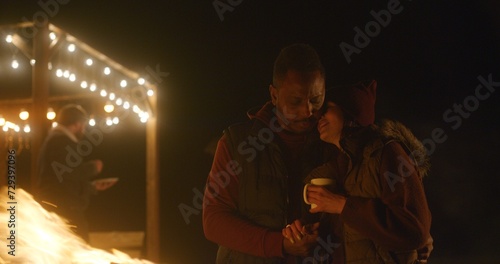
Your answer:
31;21;50;193
145;92;160;262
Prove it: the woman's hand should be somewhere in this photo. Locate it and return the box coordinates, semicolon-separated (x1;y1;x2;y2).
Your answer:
306;185;346;214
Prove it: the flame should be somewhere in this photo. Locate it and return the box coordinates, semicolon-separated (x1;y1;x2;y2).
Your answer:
0;187;154;264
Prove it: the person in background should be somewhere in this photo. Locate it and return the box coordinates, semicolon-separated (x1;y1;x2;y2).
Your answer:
37;104;116;241
284;80;434;263
203;43;335;263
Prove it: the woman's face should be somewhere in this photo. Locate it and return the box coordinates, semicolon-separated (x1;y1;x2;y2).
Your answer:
317;101;344;145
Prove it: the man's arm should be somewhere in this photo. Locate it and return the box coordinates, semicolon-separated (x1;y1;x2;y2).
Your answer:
202;135;285;257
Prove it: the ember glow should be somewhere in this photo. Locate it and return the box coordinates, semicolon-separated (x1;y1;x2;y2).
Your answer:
0;187;154;264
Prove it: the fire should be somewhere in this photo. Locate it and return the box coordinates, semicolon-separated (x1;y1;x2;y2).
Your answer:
0;187;154;264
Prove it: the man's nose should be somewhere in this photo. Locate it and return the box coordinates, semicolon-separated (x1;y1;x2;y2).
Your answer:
297;101;313;119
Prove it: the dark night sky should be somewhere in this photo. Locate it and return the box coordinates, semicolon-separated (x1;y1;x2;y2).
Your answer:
1;0;499;263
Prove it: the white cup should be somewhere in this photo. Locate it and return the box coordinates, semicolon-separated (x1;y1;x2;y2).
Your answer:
303;178;335;209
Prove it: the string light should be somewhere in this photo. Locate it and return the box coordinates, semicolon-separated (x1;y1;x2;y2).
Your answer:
1;36;155;130
132;105;140;113
47;108;56;120
106;117;113;126
19;109;29;121
11;60;19;69
89;117;96;127
104;101;114;113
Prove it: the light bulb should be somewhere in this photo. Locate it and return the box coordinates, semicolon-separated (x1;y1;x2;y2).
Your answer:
100;90;107;97
104;102;114;113
106;117;113;126
19;109;29;120
49;32;56;40
69;73;76;82
115;98;123;106
112;117;119;124
90;83;97;92
120;80;127;88
0;116;5;126
123;101;130;109
109;93;116;100
68;43;75;52
138;78;145;85
56;69;63;77
104;67;111;75
30;59;36;66
147;89;154;97
24;124;31;133
89;118;96;127
11;60;19;69
5;35;13;43
86;58;93;66
47;108;56;120
80;81;88;89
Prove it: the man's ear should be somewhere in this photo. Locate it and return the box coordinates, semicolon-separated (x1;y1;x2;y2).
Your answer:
269;84;278;105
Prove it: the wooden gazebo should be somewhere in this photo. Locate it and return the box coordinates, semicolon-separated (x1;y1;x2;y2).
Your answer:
0;21;160;262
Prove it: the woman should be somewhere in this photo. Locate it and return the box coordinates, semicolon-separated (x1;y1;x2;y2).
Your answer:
283;80;433;263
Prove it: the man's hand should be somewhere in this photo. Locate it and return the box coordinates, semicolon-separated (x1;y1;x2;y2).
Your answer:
282;220;320;257
91;178;118;191
416;236;434;263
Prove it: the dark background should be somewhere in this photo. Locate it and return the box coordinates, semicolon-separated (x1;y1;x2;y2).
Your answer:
1;0;499;263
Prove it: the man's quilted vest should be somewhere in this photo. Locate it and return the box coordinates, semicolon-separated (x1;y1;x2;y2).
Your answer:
216;120;328;264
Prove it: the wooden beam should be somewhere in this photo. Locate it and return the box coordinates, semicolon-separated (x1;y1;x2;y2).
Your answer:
145;92;160;262
30;21;50;193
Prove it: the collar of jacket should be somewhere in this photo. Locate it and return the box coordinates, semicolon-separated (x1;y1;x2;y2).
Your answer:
51;125;79;143
339;125;376;160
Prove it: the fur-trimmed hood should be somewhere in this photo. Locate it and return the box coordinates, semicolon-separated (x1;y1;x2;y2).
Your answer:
377;119;431;177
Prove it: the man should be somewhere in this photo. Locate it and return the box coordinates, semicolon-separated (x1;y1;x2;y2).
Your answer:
37;104;115;241
203;44;331;263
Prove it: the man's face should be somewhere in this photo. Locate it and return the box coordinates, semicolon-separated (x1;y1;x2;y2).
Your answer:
75;121;86;140
270;70;325;134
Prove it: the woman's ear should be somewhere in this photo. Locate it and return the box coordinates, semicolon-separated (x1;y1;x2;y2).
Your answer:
269;84;278;105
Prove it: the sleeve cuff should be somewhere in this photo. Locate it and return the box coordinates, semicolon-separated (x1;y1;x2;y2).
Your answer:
263;231;285;258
